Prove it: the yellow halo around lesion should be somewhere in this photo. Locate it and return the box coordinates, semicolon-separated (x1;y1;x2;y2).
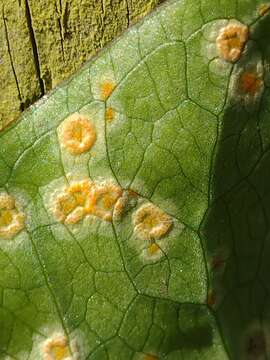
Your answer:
0;193;25;239
60;113;96;155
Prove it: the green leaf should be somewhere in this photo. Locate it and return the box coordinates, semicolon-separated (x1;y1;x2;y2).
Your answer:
0;0;269;359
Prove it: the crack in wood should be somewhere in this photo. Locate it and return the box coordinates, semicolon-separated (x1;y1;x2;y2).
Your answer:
55;0;66;62
24;0;45;96
2;5;23;105
126;0;130;27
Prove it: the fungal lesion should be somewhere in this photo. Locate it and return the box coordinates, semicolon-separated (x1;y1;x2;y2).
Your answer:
131;202;173;261
216;20;249;63
42;334;74;360
133;202;173;241
59;113;96;155
53;180;92;225
105;107;115;123
101;81;116;100
0;193;25;239
230;55;264;106
87;181;122;221
52;179;123;224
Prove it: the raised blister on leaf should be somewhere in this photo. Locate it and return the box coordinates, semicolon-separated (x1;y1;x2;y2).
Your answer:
53;180;92;224
216;20;249;63
0;193;25;239
133;202;173;240
59;113;96;155
88;181;122;221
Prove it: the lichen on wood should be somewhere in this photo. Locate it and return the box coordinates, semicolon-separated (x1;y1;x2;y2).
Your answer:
0;0;163;131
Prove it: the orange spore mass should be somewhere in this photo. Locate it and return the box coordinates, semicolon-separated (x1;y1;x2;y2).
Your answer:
239;72;263;95
101;81;115;100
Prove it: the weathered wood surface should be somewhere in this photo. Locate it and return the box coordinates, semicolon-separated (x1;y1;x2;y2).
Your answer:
0;0;163;130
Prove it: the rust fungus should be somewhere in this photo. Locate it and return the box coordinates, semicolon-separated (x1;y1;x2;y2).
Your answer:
0;193;25;239
105;107;115;123
148;242;160;256
239;70;264;96
53;180;92;225
258;4;270;16
60;113;96;155
42;334;71;360
101;81;115;100
216;22;249;62
133;203;173;241
88;182;122;221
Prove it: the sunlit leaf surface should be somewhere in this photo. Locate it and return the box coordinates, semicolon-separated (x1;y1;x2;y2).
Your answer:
0;0;270;359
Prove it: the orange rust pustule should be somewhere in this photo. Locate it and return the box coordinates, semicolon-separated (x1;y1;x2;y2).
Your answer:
61;114;96;155
216;23;249;62
101;81;115;100
239;72;263;95
148;242;160;256
105;107;115;122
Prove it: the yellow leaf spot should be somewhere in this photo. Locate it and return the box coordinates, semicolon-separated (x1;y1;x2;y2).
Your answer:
60;113;96;155
105;107;115;123
101;81;115;100
43;334;71;360
216;22;249;62
144;355;159;360
133;203;173;240
0;193;25;239
258;4;270;16
87;182;122;221
53;180;92;224
239;70;263;96
148;242;160;255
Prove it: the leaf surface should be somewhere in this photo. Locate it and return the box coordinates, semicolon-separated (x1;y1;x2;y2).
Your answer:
0;0;269;359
